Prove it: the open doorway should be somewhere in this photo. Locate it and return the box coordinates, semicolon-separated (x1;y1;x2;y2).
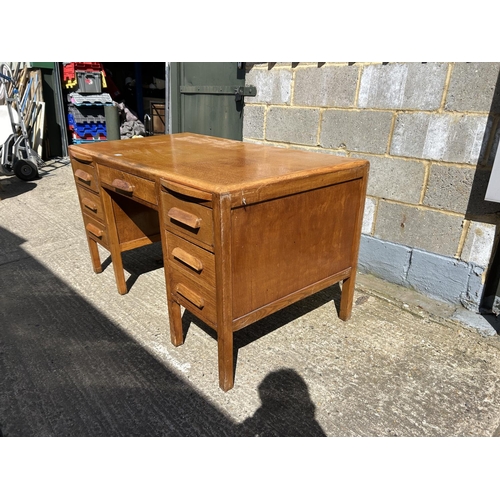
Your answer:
101;62;167;127
61;62;168;147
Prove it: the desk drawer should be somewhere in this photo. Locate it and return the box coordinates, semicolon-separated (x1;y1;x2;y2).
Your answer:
166;231;215;287
98;164;157;206
169;267;216;327
72;161;99;193
76;186;104;220
161;190;214;248
82;213;108;247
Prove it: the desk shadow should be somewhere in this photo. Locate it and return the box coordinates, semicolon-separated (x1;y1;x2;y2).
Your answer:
100;241;164;290
182;283;342;371
236;284;342;349
234;369;326;437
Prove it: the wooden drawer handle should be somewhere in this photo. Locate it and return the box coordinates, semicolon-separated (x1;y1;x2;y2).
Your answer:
86;223;103;238
167;207;201;229
75;169;92;183
82;197;97;212
175;283;205;309
112;178;134;193
172;247;203;272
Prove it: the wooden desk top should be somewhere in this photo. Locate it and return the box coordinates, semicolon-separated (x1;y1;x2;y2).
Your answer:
69;133;369;202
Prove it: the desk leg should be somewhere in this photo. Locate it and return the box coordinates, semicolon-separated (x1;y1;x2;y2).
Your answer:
340;173;367;321
100;188;128;295
87;237;102;273
167;297;184;346
214;193;234;392
110;248;127;295
218;324;234;392
339;275;355;321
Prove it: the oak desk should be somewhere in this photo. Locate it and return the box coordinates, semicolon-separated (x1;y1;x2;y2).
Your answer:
69;133;369;391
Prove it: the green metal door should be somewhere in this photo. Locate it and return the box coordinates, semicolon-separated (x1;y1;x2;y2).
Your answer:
170;62;255;141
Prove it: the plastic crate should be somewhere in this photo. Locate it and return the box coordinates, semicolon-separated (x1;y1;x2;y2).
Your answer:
68;92;113;106
71;129;107;142
72;139;106;144
69;114;106;129
75;71;102;94
67;105;106;125
70;122;107;137
63;62;103;81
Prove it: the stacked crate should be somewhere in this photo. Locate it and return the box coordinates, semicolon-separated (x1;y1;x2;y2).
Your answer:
67;103;108;142
62;63;112;144
62;62;104;91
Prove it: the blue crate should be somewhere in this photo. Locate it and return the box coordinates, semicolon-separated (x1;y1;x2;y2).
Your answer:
71;122;107;137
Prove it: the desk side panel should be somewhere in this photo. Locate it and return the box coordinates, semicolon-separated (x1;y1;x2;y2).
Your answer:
231;178;363;320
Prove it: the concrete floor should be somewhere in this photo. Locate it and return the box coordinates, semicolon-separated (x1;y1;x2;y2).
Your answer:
1;159;500;437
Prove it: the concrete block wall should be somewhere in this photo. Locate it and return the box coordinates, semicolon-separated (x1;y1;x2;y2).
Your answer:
243;62;500;312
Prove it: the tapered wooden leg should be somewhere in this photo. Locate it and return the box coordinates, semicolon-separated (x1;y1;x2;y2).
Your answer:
100;187;128;295
217;323;234;392
87;237;102;273
168;298;184;346
339;275;356;321
109;246;127;295
213;193;234;392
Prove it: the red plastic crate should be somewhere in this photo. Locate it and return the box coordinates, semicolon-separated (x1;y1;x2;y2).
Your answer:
63;62;103;81
72;131;107;141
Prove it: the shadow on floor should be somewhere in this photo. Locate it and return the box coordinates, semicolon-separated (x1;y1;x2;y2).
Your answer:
182;282;341;381
0;225;325;437
0;175;37;200
99;241;165;291
0;157;70;201
235;368;326;437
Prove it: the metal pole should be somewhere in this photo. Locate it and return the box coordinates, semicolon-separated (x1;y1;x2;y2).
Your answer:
53;63;68;157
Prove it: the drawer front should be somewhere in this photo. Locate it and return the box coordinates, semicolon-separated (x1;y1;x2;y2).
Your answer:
76;186;104;220
98;164;157;206
72;160;99;193
166;231;215;287
82;213;108;247
169;268;216;327
161;190;214;248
